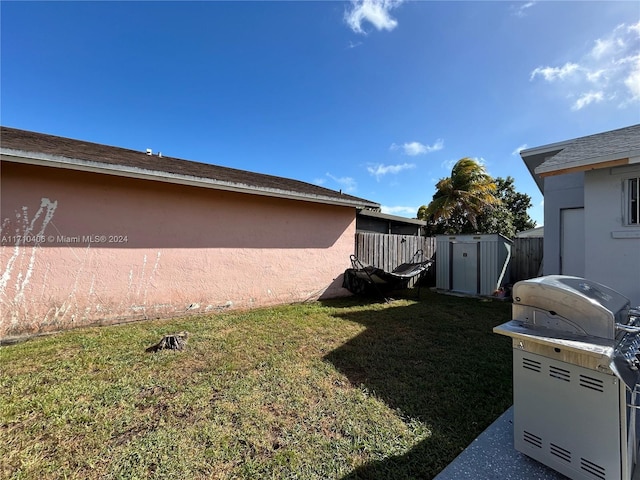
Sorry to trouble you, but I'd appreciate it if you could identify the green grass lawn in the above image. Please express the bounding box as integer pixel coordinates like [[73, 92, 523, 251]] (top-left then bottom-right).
[[1, 290, 513, 479]]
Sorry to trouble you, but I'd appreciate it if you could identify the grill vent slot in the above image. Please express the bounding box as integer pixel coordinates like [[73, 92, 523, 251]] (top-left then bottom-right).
[[523, 431, 542, 449], [550, 443, 571, 463], [579, 374, 605, 393], [549, 365, 571, 382], [580, 457, 606, 479], [522, 357, 542, 373]]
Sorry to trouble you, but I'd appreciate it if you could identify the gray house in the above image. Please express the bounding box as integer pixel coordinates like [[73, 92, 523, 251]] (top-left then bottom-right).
[[521, 124, 640, 305]]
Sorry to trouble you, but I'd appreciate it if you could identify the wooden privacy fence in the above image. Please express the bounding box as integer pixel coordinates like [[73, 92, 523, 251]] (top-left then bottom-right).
[[354, 233, 437, 286], [354, 233, 543, 288], [510, 237, 544, 283], [354, 232, 436, 271]]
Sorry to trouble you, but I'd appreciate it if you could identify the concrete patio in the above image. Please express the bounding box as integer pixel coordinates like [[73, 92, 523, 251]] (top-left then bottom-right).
[[434, 406, 567, 480]]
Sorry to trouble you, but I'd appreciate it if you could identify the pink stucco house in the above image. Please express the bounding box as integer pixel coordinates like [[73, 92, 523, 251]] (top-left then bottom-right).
[[0, 126, 379, 341]]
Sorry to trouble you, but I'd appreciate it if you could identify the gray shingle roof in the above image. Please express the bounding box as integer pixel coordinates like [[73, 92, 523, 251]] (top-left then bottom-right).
[[535, 124, 640, 176], [1, 126, 379, 209]]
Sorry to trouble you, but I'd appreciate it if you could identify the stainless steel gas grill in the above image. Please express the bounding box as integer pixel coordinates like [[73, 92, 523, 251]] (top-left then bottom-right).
[[494, 275, 640, 480]]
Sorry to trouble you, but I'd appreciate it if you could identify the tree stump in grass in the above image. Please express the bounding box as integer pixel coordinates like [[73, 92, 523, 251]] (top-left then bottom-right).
[[146, 332, 189, 352]]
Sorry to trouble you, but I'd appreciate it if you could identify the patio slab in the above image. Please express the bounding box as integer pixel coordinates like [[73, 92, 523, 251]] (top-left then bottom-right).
[[434, 406, 568, 480]]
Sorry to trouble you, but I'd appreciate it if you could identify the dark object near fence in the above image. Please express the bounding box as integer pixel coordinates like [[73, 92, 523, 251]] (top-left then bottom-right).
[[146, 331, 189, 352], [343, 249, 433, 302]]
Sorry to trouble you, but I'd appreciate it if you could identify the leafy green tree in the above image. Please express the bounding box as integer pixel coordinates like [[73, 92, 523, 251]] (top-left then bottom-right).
[[476, 203, 515, 238], [476, 177, 536, 236], [498, 176, 536, 233], [417, 158, 500, 235]]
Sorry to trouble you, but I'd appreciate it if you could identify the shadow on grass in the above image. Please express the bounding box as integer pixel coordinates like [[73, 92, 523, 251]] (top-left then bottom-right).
[[323, 291, 513, 479]]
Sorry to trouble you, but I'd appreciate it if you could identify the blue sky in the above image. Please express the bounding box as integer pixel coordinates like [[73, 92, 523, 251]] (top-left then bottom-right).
[[2, 1, 639, 226]]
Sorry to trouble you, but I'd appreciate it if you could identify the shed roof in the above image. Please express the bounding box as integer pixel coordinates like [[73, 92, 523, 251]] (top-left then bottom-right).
[[0, 126, 380, 209], [531, 124, 640, 177]]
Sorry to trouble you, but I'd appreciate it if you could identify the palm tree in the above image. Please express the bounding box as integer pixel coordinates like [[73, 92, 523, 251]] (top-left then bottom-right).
[[418, 158, 500, 234]]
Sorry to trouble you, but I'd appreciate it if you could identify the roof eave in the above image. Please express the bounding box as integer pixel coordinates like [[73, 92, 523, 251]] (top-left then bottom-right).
[[535, 150, 640, 177], [519, 140, 572, 158], [1, 149, 380, 210], [519, 145, 569, 194]]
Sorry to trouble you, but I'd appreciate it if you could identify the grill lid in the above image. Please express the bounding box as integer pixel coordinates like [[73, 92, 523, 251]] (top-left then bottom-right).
[[512, 275, 631, 340], [496, 276, 640, 389]]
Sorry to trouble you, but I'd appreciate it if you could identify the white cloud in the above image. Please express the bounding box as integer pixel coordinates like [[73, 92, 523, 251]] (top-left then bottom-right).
[[345, 0, 403, 35], [572, 91, 604, 111], [512, 2, 536, 18], [390, 139, 444, 156], [591, 37, 617, 60], [530, 62, 579, 82], [367, 162, 415, 180], [586, 69, 607, 83], [380, 205, 419, 217], [441, 158, 458, 171], [313, 177, 327, 186], [530, 20, 640, 110], [326, 173, 357, 193], [624, 55, 640, 101], [512, 144, 529, 156]]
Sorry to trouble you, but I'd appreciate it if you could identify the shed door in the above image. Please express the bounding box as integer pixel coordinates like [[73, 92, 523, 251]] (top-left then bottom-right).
[[560, 208, 585, 277], [451, 242, 479, 294]]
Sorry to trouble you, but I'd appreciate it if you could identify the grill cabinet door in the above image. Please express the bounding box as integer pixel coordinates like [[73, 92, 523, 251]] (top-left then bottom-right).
[[513, 349, 622, 480]]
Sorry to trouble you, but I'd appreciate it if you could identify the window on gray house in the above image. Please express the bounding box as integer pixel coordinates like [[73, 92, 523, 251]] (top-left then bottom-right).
[[630, 177, 639, 225]]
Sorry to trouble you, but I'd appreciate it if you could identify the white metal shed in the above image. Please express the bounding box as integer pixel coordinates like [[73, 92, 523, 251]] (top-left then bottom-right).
[[436, 234, 512, 296]]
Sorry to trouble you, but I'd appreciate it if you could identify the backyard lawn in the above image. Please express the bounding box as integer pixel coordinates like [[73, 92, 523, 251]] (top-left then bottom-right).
[[1, 290, 513, 479]]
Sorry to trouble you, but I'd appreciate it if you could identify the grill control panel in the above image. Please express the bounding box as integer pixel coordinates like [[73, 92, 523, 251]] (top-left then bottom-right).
[[613, 329, 640, 389]]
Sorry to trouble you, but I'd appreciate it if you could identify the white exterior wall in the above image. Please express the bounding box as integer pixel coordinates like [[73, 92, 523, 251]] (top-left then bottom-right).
[[542, 172, 585, 275], [584, 166, 640, 305]]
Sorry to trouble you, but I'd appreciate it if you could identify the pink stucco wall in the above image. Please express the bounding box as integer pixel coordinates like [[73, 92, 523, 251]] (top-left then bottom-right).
[[1, 162, 356, 340]]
